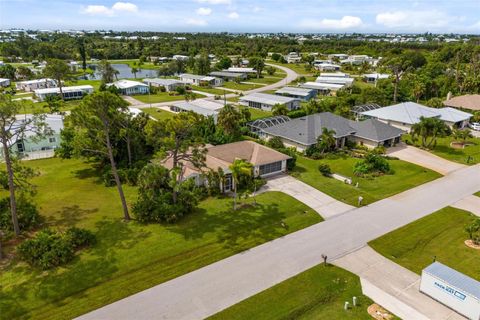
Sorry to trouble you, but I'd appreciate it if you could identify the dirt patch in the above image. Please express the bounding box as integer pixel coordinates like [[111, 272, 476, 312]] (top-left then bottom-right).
[[450, 142, 474, 149], [367, 303, 394, 320], [465, 239, 480, 249]]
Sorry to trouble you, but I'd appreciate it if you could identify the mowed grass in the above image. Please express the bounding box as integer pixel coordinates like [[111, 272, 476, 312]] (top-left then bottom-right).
[[245, 77, 283, 85], [221, 82, 265, 91], [141, 107, 176, 121], [240, 106, 272, 120], [404, 135, 480, 165], [292, 155, 441, 206], [369, 207, 480, 280], [191, 85, 231, 95], [267, 62, 312, 76], [131, 92, 203, 104], [16, 99, 82, 114], [0, 158, 322, 320], [209, 264, 376, 320]]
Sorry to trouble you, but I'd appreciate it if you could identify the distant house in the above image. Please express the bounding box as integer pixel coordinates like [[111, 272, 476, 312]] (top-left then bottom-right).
[[284, 52, 302, 64], [108, 80, 149, 95], [226, 67, 257, 74], [143, 78, 185, 92], [299, 82, 344, 94], [327, 53, 349, 60], [315, 73, 354, 86], [170, 99, 224, 123], [275, 87, 316, 101], [16, 78, 57, 92], [254, 112, 403, 152], [2, 114, 64, 160], [444, 94, 480, 112], [314, 63, 341, 72], [0, 78, 10, 87], [35, 85, 94, 101], [172, 55, 189, 61], [209, 71, 247, 81], [239, 93, 300, 111], [162, 141, 291, 190], [363, 73, 390, 83], [179, 73, 223, 87], [360, 102, 472, 131]]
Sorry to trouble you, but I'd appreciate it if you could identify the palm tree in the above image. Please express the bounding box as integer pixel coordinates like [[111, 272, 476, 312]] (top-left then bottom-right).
[[452, 128, 473, 146], [229, 159, 253, 211], [98, 60, 119, 83], [131, 67, 139, 79], [411, 116, 449, 149], [412, 81, 426, 103], [316, 128, 337, 154]]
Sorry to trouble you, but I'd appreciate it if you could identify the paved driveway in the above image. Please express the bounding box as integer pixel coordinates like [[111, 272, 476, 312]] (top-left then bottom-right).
[[263, 174, 354, 219], [452, 194, 480, 216], [387, 144, 465, 175], [334, 246, 466, 320], [77, 164, 480, 320]]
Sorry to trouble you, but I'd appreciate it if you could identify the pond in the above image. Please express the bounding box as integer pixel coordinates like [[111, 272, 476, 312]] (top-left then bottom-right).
[[79, 63, 158, 80]]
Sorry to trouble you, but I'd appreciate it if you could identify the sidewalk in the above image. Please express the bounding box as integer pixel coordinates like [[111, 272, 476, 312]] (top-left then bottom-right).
[[451, 194, 480, 216], [334, 246, 466, 320]]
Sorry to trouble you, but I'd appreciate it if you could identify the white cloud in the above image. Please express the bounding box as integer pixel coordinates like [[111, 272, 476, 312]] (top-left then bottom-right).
[[81, 2, 138, 16], [196, 7, 212, 16], [112, 2, 138, 13], [186, 18, 208, 26], [301, 16, 363, 30], [376, 10, 458, 30], [227, 12, 239, 19], [82, 5, 113, 16], [195, 0, 231, 4]]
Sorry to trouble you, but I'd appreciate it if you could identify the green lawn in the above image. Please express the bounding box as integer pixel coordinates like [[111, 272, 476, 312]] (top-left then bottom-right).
[[131, 92, 206, 104], [222, 82, 265, 91], [209, 264, 377, 320], [243, 107, 273, 120], [16, 99, 82, 114], [403, 135, 480, 165], [369, 207, 480, 280], [191, 85, 232, 96], [66, 79, 103, 91], [267, 62, 312, 76], [0, 158, 322, 320], [245, 77, 282, 85], [141, 107, 176, 121], [292, 155, 441, 206]]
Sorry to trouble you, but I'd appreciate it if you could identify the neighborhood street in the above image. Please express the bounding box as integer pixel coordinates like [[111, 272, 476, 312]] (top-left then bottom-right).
[[77, 163, 480, 320]]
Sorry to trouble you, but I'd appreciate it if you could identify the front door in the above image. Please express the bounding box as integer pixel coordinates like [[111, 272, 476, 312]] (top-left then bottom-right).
[[224, 175, 232, 192]]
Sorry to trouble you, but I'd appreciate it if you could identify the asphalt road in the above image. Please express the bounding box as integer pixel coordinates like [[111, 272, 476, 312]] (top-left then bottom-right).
[[77, 164, 480, 320]]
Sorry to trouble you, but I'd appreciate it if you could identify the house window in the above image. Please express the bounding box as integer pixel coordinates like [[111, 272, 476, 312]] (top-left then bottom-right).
[[259, 161, 282, 176], [49, 137, 56, 143]]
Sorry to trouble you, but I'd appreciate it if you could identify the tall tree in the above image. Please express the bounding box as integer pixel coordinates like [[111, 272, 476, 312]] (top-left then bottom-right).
[[69, 92, 131, 220], [217, 104, 243, 138], [316, 128, 337, 154], [131, 66, 138, 79], [77, 37, 87, 70], [194, 54, 211, 75], [272, 103, 289, 116], [43, 59, 73, 100], [411, 116, 449, 148], [147, 112, 206, 204], [0, 96, 50, 236], [229, 159, 253, 211], [0, 64, 16, 80], [97, 60, 119, 83], [248, 57, 265, 79]]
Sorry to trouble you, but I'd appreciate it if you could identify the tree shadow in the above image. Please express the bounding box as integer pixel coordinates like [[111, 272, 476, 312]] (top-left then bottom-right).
[[167, 201, 288, 251], [72, 166, 105, 185], [46, 205, 99, 226]]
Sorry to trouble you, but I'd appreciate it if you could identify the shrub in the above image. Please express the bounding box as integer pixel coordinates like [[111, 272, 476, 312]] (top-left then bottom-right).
[[17, 227, 94, 269], [353, 152, 393, 177], [267, 136, 285, 149], [318, 163, 332, 176], [287, 109, 306, 119], [0, 196, 41, 234], [176, 86, 186, 95], [465, 218, 480, 245]]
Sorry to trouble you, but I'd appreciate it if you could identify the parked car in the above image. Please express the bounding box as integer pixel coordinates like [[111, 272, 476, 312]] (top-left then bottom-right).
[[469, 122, 480, 131]]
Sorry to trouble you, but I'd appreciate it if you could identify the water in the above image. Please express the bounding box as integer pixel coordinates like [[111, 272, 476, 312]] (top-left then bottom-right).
[[79, 63, 158, 80]]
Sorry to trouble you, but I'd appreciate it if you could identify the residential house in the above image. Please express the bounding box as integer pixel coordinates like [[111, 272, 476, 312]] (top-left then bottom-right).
[[284, 52, 302, 64], [327, 53, 349, 60], [179, 73, 223, 87], [170, 99, 224, 123], [363, 73, 390, 83], [315, 72, 354, 86], [209, 71, 247, 82], [226, 67, 257, 74], [108, 80, 149, 95], [172, 55, 189, 61], [299, 82, 344, 95], [34, 85, 94, 101], [162, 141, 291, 191], [314, 63, 341, 72], [275, 87, 316, 101], [3, 114, 64, 160], [443, 94, 480, 111], [0, 78, 10, 87], [360, 102, 472, 131], [143, 78, 185, 92], [239, 93, 300, 111], [252, 112, 403, 152], [16, 78, 57, 92]]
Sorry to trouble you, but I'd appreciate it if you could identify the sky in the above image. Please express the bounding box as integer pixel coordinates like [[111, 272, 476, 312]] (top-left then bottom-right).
[[1, 0, 479, 34]]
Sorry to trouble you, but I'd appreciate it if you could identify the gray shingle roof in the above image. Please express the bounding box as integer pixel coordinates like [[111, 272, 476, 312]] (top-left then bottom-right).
[[262, 112, 356, 146], [349, 119, 405, 142], [423, 262, 480, 300]]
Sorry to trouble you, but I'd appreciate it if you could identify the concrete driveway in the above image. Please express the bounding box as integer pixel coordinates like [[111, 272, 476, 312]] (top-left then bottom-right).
[[452, 194, 480, 216], [77, 164, 480, 320], [262, 174, 354, 219], [387, 144, 465, 175], [334, 246, 466, 320]]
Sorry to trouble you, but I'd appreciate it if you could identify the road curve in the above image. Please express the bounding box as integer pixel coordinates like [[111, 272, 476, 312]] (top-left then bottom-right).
[[77, 164, 480, 320]]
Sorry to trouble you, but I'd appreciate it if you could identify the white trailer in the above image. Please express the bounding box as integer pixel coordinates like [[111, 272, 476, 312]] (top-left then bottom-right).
[[420, 262, 480, 320]]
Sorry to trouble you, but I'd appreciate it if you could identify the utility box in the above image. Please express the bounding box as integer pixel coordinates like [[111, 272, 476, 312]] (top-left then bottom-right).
[[420, 262, 480, 320]]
